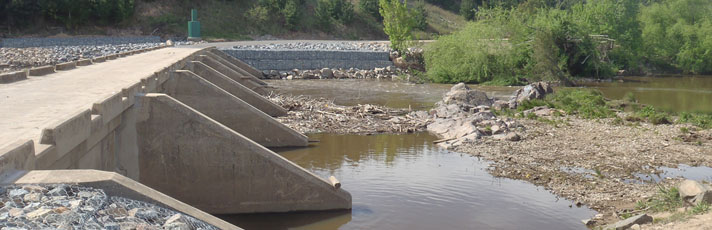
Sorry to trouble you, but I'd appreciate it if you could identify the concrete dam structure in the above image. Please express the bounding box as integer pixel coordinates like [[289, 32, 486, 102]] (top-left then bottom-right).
[[0, 46, 351, 228]]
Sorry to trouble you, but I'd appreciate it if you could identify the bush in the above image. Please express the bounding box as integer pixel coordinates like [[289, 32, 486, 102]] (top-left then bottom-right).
[[412, 0, 428, 31], [315, 0, 355, 26], [359, 0, 381, 20], [281, 0, 300, 29], [246, 6, 270, 25], [459, 0, 476, 21], [379, 0, 415, 53]]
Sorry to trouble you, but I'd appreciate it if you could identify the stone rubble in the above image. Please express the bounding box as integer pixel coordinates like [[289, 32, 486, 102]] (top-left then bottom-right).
[[262, 66, 403, 80], [424, 83, 530, 149], [0, 184, 217, 230], [232, 41, 390, 52]]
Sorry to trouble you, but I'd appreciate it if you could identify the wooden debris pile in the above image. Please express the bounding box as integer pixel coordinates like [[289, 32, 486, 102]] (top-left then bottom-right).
[[268, 94, 428, 134]]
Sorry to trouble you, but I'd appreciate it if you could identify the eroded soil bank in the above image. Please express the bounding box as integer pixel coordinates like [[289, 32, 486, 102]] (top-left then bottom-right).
[[268, 82, 712, 228]]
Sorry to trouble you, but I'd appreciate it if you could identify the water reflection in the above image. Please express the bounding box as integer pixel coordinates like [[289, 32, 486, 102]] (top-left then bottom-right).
[[581, 75, 712, 113], [225, 133, 596, 230]]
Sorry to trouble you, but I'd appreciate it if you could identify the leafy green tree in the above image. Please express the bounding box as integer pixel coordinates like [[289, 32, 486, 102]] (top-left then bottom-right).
[[379, 0, 415, 52]]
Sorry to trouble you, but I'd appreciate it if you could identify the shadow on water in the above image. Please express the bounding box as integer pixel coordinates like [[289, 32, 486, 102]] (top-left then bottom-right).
[[224, 133, 596, 230]]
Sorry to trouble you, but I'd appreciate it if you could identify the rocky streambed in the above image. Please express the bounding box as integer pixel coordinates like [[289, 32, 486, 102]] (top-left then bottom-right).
[[0, 184, 216, 230]]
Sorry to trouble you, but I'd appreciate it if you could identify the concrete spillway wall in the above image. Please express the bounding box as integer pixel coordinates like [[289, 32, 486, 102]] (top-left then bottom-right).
[[0, 47, 351, 227], [221, 49, 394, 71]]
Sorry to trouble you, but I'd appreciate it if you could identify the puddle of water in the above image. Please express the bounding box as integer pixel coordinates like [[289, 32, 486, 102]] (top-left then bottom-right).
[[580, 75, 712, 113], [221, 133, 596, 230], [629, 164, 712, 184], [267, 79, 517, 110]]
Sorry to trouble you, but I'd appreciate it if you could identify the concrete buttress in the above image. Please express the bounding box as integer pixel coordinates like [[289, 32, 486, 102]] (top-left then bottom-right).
[[186, 61, 287, 117], [135, 94, 352, 214], [161, 70, 307, 147]]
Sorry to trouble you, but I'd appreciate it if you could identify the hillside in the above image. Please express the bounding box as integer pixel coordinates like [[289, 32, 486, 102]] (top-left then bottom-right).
[[0, 0, 466, 40]]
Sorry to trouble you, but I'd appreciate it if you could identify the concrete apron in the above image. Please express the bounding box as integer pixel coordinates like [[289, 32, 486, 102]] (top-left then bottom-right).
[[0, 48, 350, 219]]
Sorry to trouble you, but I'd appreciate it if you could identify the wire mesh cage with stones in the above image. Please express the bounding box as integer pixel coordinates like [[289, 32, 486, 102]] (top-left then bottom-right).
[[0, 184, 219, 230]]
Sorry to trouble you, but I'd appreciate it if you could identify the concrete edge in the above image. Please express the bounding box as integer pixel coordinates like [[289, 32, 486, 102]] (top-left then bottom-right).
[[55, 61, 77, 71], [5, 170, 241, 230], [0, 140, 36, 182], [0, 70, 28, 84], [39, 109, 91, 158], [77, 59, 92, 66], [29, 65, 55, 76], [91, 92, 127, 126]]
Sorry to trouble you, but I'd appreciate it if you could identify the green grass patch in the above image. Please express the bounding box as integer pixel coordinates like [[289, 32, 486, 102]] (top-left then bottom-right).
[[678, 112, 712, 129], [635, 186, 683, 213], [634, 106, 672, 125]]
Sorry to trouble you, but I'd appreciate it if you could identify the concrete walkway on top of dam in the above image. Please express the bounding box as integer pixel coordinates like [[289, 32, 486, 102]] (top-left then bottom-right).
[[0, 47, 202, 150]]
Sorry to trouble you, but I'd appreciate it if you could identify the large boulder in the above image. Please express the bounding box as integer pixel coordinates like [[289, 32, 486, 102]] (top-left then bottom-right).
[[508, 82, 553, 109], [679, 180, 712, 205], [608, 214, 653, 230], [437, 83, 493, 109]]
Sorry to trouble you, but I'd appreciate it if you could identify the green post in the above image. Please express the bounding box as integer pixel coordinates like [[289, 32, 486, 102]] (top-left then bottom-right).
[[188, 9, 201, 41]]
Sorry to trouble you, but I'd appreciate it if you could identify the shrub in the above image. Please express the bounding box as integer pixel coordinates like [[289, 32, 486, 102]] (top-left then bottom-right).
[[379, 0, 415, 53], [246, 6, 270, 24], [315, 0, 355, 25], [412, 0, 428, 31], [459, 0, 476, 21], [359, 0, 382, 20], [281, 0, 300, 29]]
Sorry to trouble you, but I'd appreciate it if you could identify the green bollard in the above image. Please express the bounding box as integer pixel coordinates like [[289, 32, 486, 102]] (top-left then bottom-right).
[[188, 9, 201, 41]]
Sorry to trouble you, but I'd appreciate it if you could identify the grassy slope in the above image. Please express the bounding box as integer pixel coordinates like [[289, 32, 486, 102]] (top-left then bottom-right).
[[132, 0, 464, 40]]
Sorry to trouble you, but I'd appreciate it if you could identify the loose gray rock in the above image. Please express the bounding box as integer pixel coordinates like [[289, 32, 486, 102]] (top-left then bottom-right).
[[609, 214, 653, 230]]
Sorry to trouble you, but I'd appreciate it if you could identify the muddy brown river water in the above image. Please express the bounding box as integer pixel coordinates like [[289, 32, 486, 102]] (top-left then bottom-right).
[[223, 133, 596, 229], [222, 75, 711, 229]]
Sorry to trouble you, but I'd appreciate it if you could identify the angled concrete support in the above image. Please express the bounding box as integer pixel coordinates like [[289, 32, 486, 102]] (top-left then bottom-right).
[[196, 54, 268, 95], [6, 170, 240, 229], [186, 61, 286, 117], [161, 70, 307, 147], [135, 94, 351, 214], [203, 51, 267, 86], [208, 49, 267, 85]]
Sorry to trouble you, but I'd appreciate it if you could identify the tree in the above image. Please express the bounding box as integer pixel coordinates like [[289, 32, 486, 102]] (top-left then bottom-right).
[[379, 0, 415, 52]]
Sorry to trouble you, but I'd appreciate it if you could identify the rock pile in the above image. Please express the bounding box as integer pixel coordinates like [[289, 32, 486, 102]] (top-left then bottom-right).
[[0, 184, 216, 230], [424, 83, 524, 148], [506, 82, 554, 109], [233, 42, 390, 52], [262, 66, 401, 80], [0, 43, 162, 74]]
